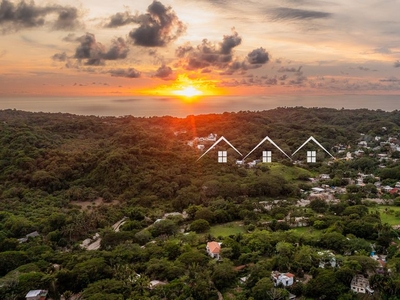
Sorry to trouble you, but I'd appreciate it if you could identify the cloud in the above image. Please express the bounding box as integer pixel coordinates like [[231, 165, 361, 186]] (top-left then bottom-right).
[[62, 33, 77, 42], [265, 77, 278, 85], [104, 10, 136, 28], [52, 6, 82, 30], [358, 66, 370, 71], [175, 29, 270, 76], [52, 52, 68, 62], [247, 48, 269, 64], [379, 76, 399, 82], [269, 7, 332, 21], [394, 60, 400, 68], [74, 33, 129, 66], [220, 30, 242, 55], [279, 74, 287, 81], [0, 0, 83, 34], [0, 49, 7, 58], [128, 0, 186, 47], [176, 30, 243, 71], [278, 66, 302, 72], [154, 64, 173, 79], [109, 68, 141, 78]]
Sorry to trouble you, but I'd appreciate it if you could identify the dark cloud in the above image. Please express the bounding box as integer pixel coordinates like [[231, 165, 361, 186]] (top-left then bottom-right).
[[52, 6, 82, 30], [154, 64, 173, 79], [379, 77, 399, 82], [265, 77, 278, 85], [269, 7, 331, 21], [394, 60, 400, 68], [52, 52, 68, 62], [62, 33, 77, 42], [176, 30, 247, 72], [278, 66, 302, 72], [220, 30, 242, 55], [247, 47, 269, 64], [0, 0, 83, 34], [176, 43, 193, 58], [279, 74, 287, 80], [104, 10, 136, 28], [74, 33, 129, 66], [109, 68, 141, 78], [128, 0, 186, 47], [103, 38, 129, 60]]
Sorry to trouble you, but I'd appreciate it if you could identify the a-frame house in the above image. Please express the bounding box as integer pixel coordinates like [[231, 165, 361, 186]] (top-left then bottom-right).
[[197, 136, 242, 163], [292, 136, 335, 163], [243, 136, 292, 163]]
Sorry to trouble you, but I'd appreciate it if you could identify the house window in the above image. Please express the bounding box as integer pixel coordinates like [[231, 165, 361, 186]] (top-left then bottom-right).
[[307, 151, 316, 163], [218, 151, 227, 163], [262, 151, 272, 163]]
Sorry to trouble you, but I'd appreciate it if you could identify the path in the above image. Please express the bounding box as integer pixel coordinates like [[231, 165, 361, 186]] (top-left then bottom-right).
[[81, 217, 127, 250]]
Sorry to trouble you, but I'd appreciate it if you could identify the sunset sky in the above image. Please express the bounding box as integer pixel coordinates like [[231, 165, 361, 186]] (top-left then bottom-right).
[[1, 0, 400, 99]]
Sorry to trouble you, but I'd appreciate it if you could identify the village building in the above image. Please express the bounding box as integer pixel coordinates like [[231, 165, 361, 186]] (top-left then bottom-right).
[[25, 290, 48, 300], [318, 250, 337, 268], [206, 241, 221, 260], [291, 136, 335, 163], [271, 271, 294, 287], [350, 275, 374, 294]]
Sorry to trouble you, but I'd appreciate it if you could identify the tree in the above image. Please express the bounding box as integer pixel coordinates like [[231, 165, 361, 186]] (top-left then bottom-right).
[[251, 277, 274, 300], [150, 219, 179, 237], [310, 198, 328, 213], [190, 219, 210, 233], [211, 260, 236, 290]]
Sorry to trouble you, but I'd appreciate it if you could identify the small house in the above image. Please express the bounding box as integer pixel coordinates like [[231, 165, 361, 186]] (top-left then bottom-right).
[[206, 241, 221, 260], [350, 275, 374, 294], [25, 290, 48, 300], [271, 271, 294, 287]]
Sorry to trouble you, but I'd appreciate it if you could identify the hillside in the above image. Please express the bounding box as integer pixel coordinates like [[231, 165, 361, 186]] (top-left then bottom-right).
[[1, 107, 400, 299]]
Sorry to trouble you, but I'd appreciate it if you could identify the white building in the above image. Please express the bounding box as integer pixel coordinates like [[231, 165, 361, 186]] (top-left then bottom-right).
[[271, 271, 294, 287], [350, 275, 374, 294]]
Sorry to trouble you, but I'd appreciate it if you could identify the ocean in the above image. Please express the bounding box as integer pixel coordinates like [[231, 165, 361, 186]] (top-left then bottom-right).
[[0, 94, 399, 117]]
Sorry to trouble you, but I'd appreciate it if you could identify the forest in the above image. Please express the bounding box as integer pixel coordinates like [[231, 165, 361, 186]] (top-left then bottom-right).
[[1, 107, 400, 300]]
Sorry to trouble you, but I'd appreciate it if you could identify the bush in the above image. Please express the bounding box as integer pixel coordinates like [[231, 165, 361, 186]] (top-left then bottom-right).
[[190, 219, 210, 233]]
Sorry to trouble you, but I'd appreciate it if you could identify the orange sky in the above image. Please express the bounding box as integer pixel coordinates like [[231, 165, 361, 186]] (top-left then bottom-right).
[[0, 0, 400, 100]]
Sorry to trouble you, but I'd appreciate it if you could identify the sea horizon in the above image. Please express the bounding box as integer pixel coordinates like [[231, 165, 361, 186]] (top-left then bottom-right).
[[0, 94, 399, 118]]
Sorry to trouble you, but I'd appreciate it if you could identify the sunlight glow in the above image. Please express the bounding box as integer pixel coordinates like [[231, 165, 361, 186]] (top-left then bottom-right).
[[141, 74, 227, 100], [172, 85, 203, 97]]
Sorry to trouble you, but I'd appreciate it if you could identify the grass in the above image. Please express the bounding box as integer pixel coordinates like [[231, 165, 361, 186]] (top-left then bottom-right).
[[289, 226, 323, 237], [369, 205, 400, 225], [268, 163, 314, 181], [209, 221, 246, 237]]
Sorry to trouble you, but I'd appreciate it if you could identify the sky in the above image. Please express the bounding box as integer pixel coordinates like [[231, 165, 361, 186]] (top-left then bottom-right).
[[0, 0, 400, 100]]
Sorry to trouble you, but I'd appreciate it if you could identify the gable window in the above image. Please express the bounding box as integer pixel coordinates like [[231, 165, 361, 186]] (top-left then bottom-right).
[[262, 151, 272, 163], [218, 151, 227, 163], [307, 151, 316, 163]]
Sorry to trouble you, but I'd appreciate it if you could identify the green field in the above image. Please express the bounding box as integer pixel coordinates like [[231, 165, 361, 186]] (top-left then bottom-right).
[[289, 227, 323, 237], [209, 222, 246, 237], [268, 163, 314, 181], [369, 206, 400, 225]]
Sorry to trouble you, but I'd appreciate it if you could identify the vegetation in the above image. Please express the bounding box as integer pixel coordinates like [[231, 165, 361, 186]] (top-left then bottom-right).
[[1, 107, 400, 299]]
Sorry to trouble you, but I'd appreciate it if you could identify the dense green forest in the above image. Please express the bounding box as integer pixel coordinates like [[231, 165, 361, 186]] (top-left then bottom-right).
[[1, 107, 400, 299]]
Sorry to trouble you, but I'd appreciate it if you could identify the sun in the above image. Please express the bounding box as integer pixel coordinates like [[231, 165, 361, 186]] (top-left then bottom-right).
[[138, 73, 228, 100], [172, 85, 203, 98]]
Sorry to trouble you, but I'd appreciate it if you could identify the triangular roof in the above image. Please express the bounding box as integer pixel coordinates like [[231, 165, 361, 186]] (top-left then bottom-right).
[[197, 136, 242, 161], [292, 136, 335, 159], [207, 241, 221, 254], [243, 136, 291, 161]]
